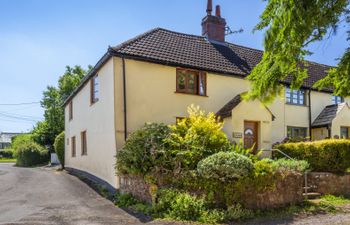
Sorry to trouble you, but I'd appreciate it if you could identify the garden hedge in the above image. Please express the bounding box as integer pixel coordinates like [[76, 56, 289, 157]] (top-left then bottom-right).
[[54, 131, 65, 168], [0, 149, 14, 158], [276, 139, 350, 172], [14, 141, 49, 167]]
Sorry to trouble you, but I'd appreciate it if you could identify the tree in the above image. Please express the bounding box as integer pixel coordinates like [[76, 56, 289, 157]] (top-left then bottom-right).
[[33, 65, 91, 147], [245, 0, 349, 103]]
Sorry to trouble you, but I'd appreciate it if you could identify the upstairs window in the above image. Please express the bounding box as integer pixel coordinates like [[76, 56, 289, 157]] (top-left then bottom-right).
[[332, 96, 344, 104], [286, 88, 305, 105], [90, 75, 99, 104], [176, 68, 206, 96], [69, 101, 73, 121]]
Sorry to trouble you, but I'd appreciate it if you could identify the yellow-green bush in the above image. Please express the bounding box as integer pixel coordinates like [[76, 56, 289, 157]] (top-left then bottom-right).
[[276, 139, 350, 172], [54, 131, 65, 168], [14, 141, 49, 167]]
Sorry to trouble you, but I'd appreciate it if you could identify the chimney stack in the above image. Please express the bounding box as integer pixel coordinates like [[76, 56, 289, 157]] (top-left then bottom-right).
[[201, 1, 227, 42]]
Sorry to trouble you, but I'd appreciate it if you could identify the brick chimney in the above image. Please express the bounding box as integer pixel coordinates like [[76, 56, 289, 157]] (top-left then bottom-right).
[[201, 0, 227, 42]]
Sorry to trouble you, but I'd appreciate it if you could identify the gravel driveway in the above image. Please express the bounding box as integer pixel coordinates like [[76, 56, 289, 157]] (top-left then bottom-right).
[[1, 163, 350, 225]]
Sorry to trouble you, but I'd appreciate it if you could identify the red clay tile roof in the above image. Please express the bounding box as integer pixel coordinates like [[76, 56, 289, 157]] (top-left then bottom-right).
[[64, 27, 333, 105], [110, 28, 332, 90]]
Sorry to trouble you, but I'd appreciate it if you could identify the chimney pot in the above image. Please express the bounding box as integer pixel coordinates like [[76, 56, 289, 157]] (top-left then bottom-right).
[[215, 5, 221, 17], [207, 0, 213, 15]]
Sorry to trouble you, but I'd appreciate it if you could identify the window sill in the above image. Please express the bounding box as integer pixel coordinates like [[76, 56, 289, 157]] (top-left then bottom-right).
[[285, 103, 308, 107], [174, 91, 208, 97]]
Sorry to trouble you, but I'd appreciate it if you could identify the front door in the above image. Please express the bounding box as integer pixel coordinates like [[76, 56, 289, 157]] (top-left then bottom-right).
[[244, 121, 258, 151]]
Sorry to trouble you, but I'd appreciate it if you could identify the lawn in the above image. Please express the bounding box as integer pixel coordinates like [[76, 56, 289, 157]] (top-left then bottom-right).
[[0, 158, 16, 163]]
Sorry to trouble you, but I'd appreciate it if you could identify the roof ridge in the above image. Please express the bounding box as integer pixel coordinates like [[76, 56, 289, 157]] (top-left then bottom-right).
[[112, 27, 334, 69]]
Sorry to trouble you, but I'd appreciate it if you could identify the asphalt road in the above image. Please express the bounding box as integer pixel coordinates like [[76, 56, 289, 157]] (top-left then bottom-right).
[[0, 163, 181, 225]]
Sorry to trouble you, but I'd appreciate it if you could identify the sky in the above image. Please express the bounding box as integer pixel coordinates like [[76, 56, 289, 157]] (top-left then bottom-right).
[[0, 0, 348, 132]]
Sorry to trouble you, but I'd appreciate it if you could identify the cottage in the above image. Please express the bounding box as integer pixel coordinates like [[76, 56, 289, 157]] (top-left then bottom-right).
[[64, 1, 350, 188]]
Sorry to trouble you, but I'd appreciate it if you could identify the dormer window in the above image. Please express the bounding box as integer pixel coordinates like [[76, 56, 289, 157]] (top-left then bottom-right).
[[176, 68, 207, 96], [332, 96, 343, 104], [286, 88, 305, 105]]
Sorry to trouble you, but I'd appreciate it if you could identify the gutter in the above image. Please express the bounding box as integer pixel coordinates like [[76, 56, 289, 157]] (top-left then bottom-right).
[[122, 57, 128, 141], [308, 89, 312, 139]]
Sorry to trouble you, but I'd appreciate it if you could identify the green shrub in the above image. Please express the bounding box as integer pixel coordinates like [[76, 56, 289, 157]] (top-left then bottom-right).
[[229, 140, 261, 162], [53, 131, 65, 168], [276, 139, 350, 172], [268, 158, 309, 172], [165, 105, 230, 170], [11, 134, 33, 150], [0, 149, 14, 158], [197, 152, 253, 181], [14, 141, 49, 167], [155, 189, 213, 222], [114, 192, 138, 207], [224, 204, 254, 221], [116, 123, 171, 176]]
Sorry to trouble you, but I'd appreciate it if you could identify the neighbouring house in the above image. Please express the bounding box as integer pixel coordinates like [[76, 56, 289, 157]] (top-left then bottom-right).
[[63, 1, 350, 188], [0, 132, 22, 149]]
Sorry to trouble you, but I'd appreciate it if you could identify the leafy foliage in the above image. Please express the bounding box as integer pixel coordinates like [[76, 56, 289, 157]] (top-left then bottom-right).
[[197, 152, 253, 181], [276, 139, 350, 172], [54, 131, 65, 168], [268, 158, 309, 173], [245, 0, 349, 103], [229, 140, 261, 162], [0, 149, 14, 158], [154, 189, 224, 224], [14, 141, 49, 167], [11, 134, 33, 150], [165, 105, 230, 171], [33, 65, 90, 147], [116, 123, 171, 176]]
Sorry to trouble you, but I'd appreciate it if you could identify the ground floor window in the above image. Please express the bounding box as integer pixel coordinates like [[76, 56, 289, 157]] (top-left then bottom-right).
[[71, 136, 76, 157], [287, 126, 307, 139], [341, 127, 349, 139]]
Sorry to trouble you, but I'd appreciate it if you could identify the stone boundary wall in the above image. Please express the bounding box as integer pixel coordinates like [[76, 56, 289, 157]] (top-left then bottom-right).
[[240, 172, 304, 209], [120, 172, 305, 209], [119, 175, 152, 203], [308, 172, 350, 196]]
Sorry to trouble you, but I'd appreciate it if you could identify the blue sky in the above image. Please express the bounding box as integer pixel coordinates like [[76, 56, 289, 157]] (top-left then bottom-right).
[[0, 0, 348, 132]]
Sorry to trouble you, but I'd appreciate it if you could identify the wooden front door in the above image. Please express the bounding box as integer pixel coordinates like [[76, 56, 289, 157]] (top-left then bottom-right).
[[244, 121, 258, 151]]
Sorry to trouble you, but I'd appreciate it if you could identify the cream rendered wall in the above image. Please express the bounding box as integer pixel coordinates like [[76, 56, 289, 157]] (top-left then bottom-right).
[[269, 90, 309, 143], [222, 117, 234, 141], [230, 100, 272, 150], [113, 58, 343, 149], [65, 59, 117, 188], [312, 127, 329, 140], [310, 91, 333, 122], [116, 58, 250, 140], [332, 105, 350, 138]]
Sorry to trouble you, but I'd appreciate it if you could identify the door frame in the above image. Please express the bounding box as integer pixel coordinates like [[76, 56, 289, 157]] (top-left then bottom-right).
[[243, 120, 259, 151]]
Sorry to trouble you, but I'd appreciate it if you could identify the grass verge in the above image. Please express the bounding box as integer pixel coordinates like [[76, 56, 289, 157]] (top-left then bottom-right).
[[0, 158, 16, 163]]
